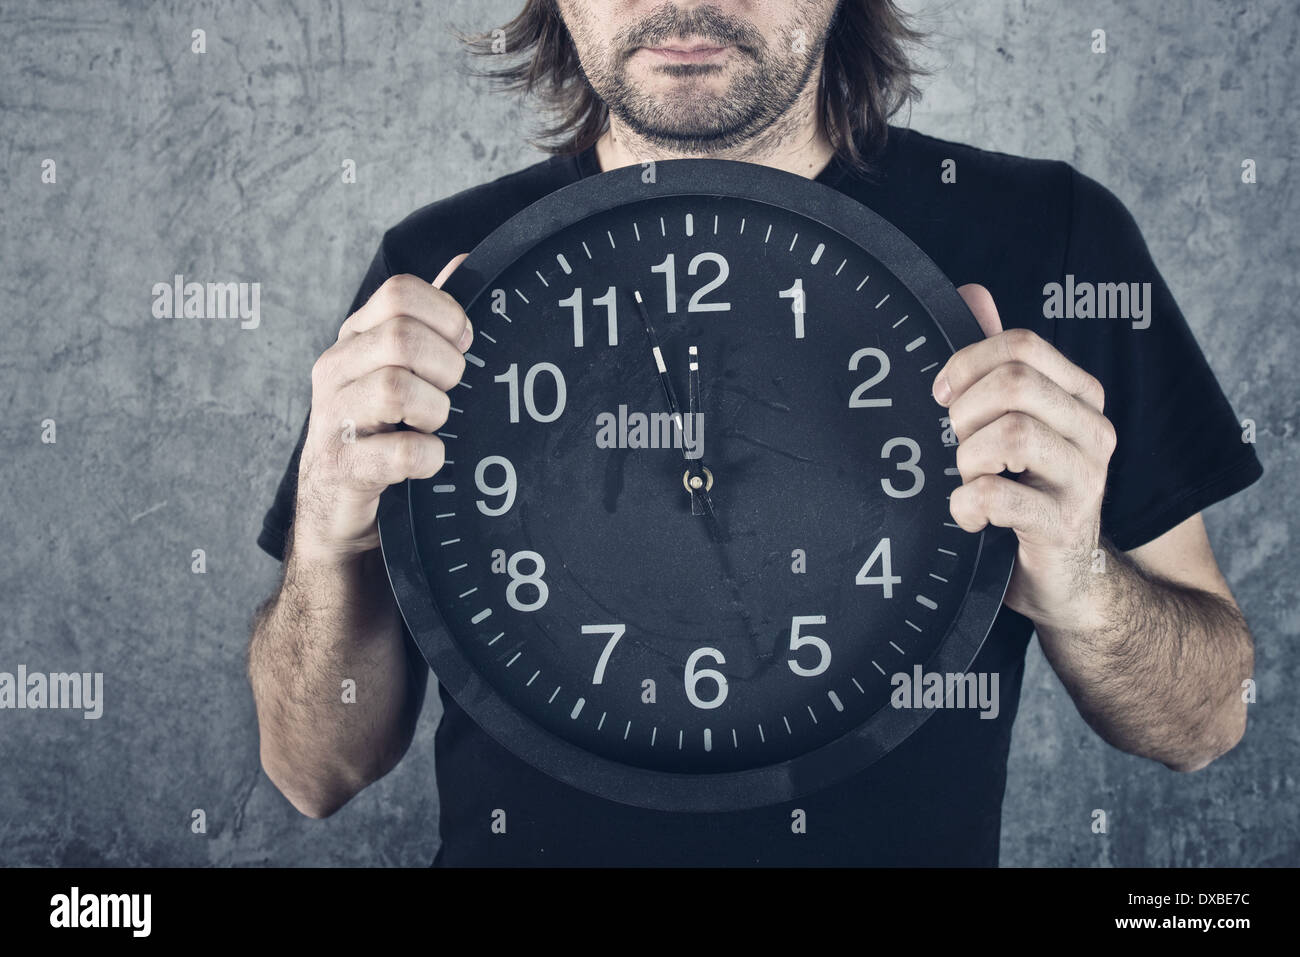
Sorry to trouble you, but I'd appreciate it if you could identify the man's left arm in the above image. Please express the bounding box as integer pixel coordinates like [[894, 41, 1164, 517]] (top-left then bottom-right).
[[935, 285, 1253, 772]]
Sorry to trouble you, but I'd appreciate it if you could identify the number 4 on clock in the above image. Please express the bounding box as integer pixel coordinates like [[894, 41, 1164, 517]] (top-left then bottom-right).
[[855, 538, 901, 597]]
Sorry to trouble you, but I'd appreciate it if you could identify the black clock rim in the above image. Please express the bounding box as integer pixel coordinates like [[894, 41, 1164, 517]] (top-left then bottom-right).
[[378, 157, 1017, 813]]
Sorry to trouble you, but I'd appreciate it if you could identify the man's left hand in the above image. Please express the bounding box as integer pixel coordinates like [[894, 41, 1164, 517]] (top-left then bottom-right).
[[932, 284, 1119, 630]]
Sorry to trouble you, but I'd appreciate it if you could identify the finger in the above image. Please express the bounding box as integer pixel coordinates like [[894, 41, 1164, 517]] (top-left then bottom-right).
[[955, 411, 1085, 491], [957, 283, 1003, 338], [325, 315, 468, 391], [947, 360, 1116, 454], [334, 366, 451, 435], [338, 271, 472, 350], [433, 254, 474, 351], [949, 473, 1058, 540], [433, 252, 469, 289], [346, 431, 447, 488], [933, 327, 1105, 414]]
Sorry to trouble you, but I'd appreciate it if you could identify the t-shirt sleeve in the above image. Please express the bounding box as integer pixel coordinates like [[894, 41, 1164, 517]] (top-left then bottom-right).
[[1051, 167, 1263, 552], [256, 239, 394, 562]]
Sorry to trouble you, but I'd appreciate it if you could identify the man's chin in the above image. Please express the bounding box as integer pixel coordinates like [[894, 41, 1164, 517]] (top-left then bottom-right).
[[615, 119, 765, 153]]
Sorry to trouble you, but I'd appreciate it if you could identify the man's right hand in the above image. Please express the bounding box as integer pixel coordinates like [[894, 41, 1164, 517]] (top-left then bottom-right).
[[292, 255, 472, 561]]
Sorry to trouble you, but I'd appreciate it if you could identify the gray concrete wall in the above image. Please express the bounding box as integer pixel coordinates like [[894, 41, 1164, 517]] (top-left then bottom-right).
[[1, 0, 1294, 866]]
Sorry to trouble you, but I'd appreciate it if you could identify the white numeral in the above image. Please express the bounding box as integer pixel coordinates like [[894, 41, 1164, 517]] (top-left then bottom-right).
[[505, 550, 548, 612], [582, 624, 625, 685], [651, 252, 731, 313], [787, 615, 831, 677], [684, 647, 728, 709], [494, 362, 567, 423], [880, 437, 924, 498], [559, 286, 618, 348], [848, 347, 891, 408], [473, 455, 516, 516], [779, 279, 806, 338], [855, 538, 901, 597]]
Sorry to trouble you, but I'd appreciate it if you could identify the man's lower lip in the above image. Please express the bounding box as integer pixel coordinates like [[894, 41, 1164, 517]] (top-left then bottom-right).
[[642, 46, 731, 64]]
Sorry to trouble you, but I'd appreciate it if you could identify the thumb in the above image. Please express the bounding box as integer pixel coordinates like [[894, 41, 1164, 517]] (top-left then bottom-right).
[[432, 252, 469, 289], [957, 283, 1003, 339]]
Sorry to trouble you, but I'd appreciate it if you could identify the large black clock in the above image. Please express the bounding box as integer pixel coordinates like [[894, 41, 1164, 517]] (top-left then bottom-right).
[[378, 158, 1015, 813]]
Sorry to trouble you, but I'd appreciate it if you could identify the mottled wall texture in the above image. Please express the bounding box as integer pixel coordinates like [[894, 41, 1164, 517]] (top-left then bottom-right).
[[1, 0, 1295, 866]]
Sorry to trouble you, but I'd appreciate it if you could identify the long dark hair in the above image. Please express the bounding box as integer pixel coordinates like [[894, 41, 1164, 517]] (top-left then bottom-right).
[[460, 0, 925, 173]]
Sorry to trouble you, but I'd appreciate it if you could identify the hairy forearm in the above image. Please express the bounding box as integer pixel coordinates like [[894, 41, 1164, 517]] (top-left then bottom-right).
[[247, 533, 425, 816], [1033, 540, 1253, 772]]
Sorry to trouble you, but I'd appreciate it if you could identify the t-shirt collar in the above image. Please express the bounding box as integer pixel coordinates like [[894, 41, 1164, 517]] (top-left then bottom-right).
[[570, 141, 853, 188]]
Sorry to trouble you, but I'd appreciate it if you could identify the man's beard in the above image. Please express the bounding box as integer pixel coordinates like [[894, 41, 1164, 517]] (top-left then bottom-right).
[[583, 4, 824, 153]]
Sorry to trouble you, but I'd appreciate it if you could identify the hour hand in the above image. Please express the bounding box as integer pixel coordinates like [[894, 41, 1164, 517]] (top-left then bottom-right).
[[632, 290, 726, 534], [683, 345, 724, 531], [686, 344, 706, 517]]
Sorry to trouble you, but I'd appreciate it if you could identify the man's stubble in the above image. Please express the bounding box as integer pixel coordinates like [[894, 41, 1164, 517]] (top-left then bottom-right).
[[565, 2, 834, 157]]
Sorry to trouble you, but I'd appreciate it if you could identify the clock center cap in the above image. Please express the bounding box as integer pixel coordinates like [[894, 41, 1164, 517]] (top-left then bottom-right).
[[683, 467, 714, 493]]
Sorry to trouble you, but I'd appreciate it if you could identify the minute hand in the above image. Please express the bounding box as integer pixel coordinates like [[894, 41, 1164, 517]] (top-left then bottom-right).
[[633, 290, 685, 425]]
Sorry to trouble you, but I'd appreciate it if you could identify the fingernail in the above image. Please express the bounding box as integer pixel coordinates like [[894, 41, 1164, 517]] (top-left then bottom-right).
[[457, 318, 473, 352], [932, 373, 952, 405]]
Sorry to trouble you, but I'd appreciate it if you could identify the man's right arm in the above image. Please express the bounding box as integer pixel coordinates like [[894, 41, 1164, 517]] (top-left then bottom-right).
[[248, 542, 423, 818], [247, 258, 471, 818]]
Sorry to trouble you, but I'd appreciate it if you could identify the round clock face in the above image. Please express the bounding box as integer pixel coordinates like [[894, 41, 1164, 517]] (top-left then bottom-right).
[[379, 158, 1015, 812]]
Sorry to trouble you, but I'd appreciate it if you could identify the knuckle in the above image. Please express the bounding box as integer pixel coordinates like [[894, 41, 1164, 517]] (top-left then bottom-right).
[[382, 316, 423, 359], [1089, 465, 1110, 506], [1000, 326, 1038, 361], [1097, 415, 1118, 456], [437, 344, 467, 385], [395, 434, 443, 478], [379, 364, 408, 398], [1000, 361, 1036, 403], [310, 349, 336, 390], [392, 434, 422, 474], [380, 273, 423, 311], [377, 366, 410, 418], [955, 440, 976, 480], [942, 354, 967, 389], [963, 475, 996, 516], [1085, 373, 1106, 411], [1004, 326, 1039, 350], [431, 389, 452, 429], [1002, 411, 1034, 446], [424, 436, 447, 476], [949, 489, 972, 523], [946, 410, 969, 441], [972, 474, 998, 506]]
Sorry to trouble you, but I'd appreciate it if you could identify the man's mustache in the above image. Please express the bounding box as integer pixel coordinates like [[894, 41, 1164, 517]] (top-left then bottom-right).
[[617, 4, 765, 58]]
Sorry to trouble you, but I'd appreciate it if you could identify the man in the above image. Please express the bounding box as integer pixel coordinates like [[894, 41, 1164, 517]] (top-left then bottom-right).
[[248, 0, 1262, 866]]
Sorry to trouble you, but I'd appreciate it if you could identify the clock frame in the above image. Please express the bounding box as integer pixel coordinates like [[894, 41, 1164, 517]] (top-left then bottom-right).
[[378, 158, 1016, 812]]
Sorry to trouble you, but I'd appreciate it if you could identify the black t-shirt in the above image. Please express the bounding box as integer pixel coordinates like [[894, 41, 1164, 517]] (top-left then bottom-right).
[[256, 127, 1262, 866]]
